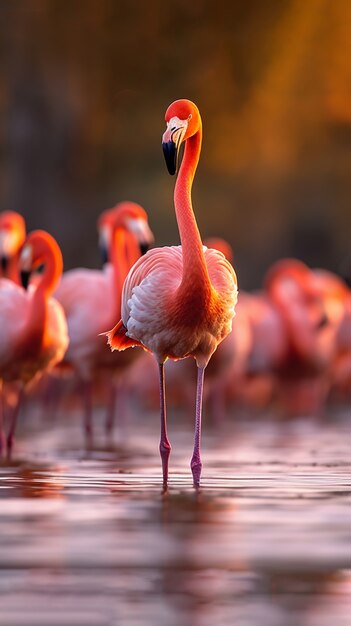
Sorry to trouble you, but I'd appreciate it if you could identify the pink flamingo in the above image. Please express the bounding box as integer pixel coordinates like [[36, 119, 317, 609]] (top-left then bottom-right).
[[106, 100, 238, 487], [311, 269, 351, 399], [264, 259, 333, 416], [0, 211, 26, 284], [55, 201, 154, 444], [0, 230, 69, 456]]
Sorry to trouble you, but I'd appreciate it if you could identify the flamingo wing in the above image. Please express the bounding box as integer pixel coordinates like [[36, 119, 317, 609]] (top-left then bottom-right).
[[107, 246, 183, 353], [107, 245, 238, 365]]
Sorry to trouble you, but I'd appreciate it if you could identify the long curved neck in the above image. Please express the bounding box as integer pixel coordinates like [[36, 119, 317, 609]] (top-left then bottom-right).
[[110, 228, 139, 317], [175, 126, 210, 289], [4, 253, 21, 284], [22, 247, 62, 353]]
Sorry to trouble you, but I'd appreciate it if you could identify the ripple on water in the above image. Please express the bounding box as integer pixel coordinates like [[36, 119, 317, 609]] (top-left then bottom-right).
[[1, 416, 351, 625]]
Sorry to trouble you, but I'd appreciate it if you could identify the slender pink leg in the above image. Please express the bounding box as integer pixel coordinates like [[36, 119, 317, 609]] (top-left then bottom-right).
[[158, 362, 171, 488], [6, 387, 24, 459], [191, 366, 205, 487], [105, 381, 118, 438], [0, 385, 5, 458], [81, 380, 93, 448], [209, 385, 226, 426]]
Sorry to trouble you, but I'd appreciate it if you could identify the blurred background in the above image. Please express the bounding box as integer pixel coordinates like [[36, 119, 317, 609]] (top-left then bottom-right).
[[0, 0, 350, 288]]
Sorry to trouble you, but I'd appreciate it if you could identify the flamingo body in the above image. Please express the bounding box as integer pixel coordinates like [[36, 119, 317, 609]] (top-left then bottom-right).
[[112, 245, 236, 367], [55, 265, 117, 376], [54, 202, 154, 443], [0, 230, 69, 455], [0, 280, 68, 385]]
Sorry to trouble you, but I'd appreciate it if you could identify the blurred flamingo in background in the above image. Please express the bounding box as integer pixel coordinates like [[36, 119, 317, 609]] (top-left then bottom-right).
[[0, 230, 68, 457], [55, 201, 154, 445], [311, 269, 351, 400], [0, 211, 26, 284], [264, 259, 333, 416], [106, 99, 238, 488]]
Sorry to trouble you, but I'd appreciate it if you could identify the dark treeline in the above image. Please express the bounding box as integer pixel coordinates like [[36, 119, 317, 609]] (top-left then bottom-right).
[[0, 0, 350, 287]]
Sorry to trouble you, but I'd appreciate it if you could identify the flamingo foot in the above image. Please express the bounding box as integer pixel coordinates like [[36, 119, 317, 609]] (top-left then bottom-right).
[[159, 440, 171, 488], [191, 456, 202, 488]]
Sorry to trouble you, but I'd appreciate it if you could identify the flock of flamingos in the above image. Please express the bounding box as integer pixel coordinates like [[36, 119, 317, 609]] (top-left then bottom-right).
[[0, 99, 351, 488]]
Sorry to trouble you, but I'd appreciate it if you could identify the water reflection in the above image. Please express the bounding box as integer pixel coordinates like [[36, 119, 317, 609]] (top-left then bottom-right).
[[0, 417, 351, 625]]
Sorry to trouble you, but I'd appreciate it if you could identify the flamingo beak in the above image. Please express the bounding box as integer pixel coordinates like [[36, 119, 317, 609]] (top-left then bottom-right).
[[126, 218, 154, 255], [20, 270, 31, 290], [99, 243, 109, 265], [19, 243, 33, 289], [139, 242, 150, 255], [316, 312, 329, 330], [162, 140, 177, 175], [0, 231, 15, 270], [98, 226, 111, 266], [162, 118, 188, 175]]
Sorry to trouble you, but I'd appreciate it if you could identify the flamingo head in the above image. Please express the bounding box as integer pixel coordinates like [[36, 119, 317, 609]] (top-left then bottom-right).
[[0, 211, 26, 272], [162, 99, 201, 175], [98, 201, 154, 263], [204, 237, 234, 263], [19, 230, 63, 292], [265, 259, 329, 331]]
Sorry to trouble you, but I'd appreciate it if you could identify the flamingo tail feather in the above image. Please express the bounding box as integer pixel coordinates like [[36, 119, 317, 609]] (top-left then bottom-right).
[[104, 319, 145, 352]]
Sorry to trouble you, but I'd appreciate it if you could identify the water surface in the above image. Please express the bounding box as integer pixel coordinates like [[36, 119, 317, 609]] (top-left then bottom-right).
[[1, 409, 351, 625]]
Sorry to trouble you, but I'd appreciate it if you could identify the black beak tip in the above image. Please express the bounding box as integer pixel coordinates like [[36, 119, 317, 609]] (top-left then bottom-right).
[[139, 242, 150, 256], [162, 141, 177, 175], [317, 313, 329, 330], [1, 256, 8, 272], [99, 244, 109, 266], [20, 270, 30, 290]]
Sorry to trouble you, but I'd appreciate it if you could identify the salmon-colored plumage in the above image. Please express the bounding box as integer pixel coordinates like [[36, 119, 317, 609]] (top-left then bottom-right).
[[55, 202, 154, 443], [107, 100, 238, 487], [0, 230, 69, 456]]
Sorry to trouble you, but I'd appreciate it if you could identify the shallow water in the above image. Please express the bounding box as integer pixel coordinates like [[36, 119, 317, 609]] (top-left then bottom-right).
[[1, 408, 351, 626]]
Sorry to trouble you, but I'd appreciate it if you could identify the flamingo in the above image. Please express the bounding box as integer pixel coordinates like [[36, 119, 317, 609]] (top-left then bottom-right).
[[0, 230, 68, 456], [106, 99, 238, 487], [0, 211, 26, 284], [311, 269, 351, 400], [264, 259, 333, 416], [55, 201, 154, 444]]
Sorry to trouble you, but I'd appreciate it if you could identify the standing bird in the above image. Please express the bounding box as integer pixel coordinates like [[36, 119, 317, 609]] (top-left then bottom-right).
[[55, 202, 154, 444], [106, 100, 238, 487], [0, 211, 26, 284], [0, 230, 68, 456], [264, 259, 333, 416]]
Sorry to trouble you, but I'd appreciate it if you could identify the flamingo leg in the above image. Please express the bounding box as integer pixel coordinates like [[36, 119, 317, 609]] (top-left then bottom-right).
[[6, 387, 24, 459], [158, 362, 171, 488], [81, 380, 93, 448], [105, 381, 118, 438], [191, 366, 205, 487], [0, 384, 5, 458], [105, 381, 129, 445]]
